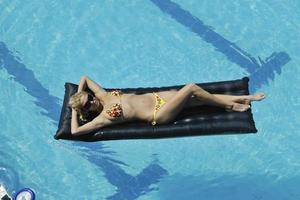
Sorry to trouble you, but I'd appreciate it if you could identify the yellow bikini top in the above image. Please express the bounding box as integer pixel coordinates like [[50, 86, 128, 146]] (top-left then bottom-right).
[[106, 90, 123, 118]]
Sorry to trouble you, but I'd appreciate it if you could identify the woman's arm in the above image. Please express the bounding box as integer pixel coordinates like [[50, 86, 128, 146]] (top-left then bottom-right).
[[71, 109, 80, 133], [77, 75, 106, 95], [71, 109, 109, 136], [77, 76, 87, 92]]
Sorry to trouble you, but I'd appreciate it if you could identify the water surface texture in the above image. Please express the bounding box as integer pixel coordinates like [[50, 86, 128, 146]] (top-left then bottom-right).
[[0, 0, 299, 199]]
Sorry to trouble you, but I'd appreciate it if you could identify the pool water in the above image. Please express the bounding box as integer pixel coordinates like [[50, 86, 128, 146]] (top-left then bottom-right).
[[0, 0, 299, 199]]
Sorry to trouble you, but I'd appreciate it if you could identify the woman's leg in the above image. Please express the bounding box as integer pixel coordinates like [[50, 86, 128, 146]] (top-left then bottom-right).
[[213, 93, 265, 104], [183, 93, 266, 108], [154, 84, 250, 124], [213, 94, 250, 104], [156, 90, 265, 108]]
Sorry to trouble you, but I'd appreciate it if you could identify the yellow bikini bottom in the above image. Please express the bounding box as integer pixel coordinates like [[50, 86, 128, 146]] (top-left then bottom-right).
[[151, 92, 167, 126]]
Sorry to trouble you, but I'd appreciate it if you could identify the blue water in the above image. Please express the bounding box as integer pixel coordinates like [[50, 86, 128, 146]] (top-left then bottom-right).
[[1, 0, 299, 199]]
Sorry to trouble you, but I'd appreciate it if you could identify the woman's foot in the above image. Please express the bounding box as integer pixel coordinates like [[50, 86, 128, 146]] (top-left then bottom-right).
[[250, 92, 266, 101], [225, 103, 251, 112], [236, 93, 266, 104]]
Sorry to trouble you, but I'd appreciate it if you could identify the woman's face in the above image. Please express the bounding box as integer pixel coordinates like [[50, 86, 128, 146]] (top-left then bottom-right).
[[81, 93, 100, 112]]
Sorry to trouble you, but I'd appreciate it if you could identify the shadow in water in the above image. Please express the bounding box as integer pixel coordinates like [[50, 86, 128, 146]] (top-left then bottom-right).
[[0, 42, 61, 124], [0, 41, 168, 200], [79, 142, 168, 200], [249, 52, 290, 92], [150, 0, 291, 92], [157, 173, 300, 200]]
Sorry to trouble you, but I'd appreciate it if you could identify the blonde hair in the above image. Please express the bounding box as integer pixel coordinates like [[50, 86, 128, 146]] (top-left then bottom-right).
[[69, 91, 89, 122]]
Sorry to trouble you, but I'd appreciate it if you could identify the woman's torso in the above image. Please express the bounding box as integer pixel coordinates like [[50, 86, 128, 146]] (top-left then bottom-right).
[[101, 90, 177, 123]]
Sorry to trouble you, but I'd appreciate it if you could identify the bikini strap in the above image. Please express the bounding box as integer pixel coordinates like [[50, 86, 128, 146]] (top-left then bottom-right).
[[110, 89, 122, 97]]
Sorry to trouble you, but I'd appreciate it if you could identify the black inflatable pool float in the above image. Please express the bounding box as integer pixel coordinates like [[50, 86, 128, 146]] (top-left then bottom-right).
[[54, 77, 257, 142]]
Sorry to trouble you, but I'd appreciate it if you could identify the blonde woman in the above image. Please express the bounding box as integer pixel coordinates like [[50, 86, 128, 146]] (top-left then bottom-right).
[[69, 76, 265, 136]]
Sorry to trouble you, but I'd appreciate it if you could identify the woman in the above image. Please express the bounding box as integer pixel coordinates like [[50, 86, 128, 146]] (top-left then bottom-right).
[[69, 76, 266, 136]]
